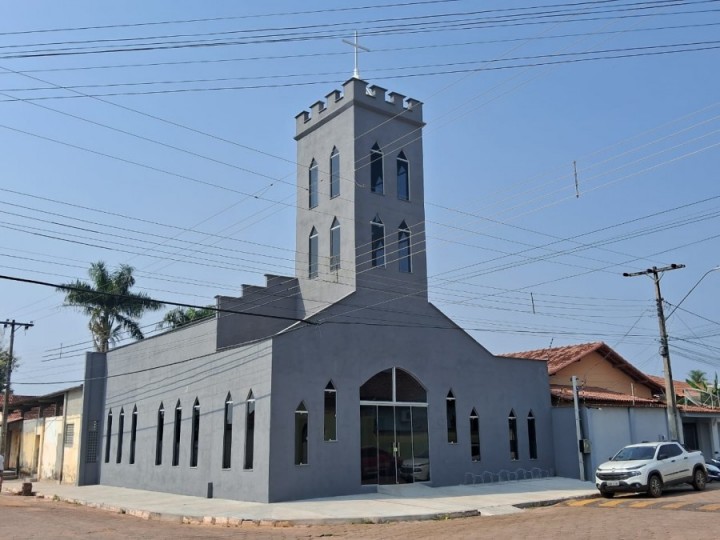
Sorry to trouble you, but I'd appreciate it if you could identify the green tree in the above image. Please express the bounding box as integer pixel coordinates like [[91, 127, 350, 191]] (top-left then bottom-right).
[[58, 261, 163, 352], [686, 369, 709, 391], [158, 306, 215, 330], [0, 346, 18, 392]]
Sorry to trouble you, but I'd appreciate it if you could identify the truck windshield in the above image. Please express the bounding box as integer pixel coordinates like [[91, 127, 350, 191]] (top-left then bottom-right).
[[613, 446, 656, 461]]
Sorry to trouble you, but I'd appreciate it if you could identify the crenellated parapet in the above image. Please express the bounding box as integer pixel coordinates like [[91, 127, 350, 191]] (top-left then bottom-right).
[[295, 78, 424, 138]]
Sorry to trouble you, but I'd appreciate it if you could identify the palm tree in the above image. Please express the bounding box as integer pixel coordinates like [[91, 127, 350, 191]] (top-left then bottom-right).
[[686, 369, 708, 390], [59, 261, 163, 352], [158, 306, 215, 330]]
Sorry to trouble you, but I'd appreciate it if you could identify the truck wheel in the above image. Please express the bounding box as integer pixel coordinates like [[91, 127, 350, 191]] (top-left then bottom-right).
[[647, 474, 663, 498], [600, 489, 615, 499], [692, 468, 707, 491]]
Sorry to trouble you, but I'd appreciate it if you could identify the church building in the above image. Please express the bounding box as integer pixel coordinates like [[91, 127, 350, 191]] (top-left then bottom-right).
[[79, 78, 555, 502]]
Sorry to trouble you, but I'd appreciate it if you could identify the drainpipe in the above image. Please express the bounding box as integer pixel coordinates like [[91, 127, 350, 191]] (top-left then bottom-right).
[[572, 376, 586, 481], [58, 392, 68, 484]]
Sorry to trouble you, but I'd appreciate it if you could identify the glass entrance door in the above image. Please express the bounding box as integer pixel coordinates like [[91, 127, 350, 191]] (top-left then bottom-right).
[[360, 405, 430, 485]]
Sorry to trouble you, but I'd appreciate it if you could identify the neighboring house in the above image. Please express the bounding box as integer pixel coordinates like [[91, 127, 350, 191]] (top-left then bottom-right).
[[507, 342, 673, 480], [647, 375, 720, 460], [77, 78, 556, 503], [1, 386, 83, 483]]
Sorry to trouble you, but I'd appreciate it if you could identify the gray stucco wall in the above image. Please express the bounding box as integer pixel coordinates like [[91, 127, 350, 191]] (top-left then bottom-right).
[[97, 319, 274, 502], [267, 294, 554, 502], [585, 407, 667, 475], [551, 407, 581, 479]]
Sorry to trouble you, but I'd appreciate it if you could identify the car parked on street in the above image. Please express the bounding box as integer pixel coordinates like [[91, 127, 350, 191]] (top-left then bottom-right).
[[595, 441, 707, 498]]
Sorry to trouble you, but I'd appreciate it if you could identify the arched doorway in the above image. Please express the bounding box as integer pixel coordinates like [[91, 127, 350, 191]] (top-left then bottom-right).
[[359, 367, 430, 485]]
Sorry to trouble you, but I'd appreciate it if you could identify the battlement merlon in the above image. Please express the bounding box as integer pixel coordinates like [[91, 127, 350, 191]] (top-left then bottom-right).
[[295, 78, 424, 139]]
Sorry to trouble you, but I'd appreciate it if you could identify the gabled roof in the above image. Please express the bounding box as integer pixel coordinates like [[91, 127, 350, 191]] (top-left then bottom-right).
[[646, 375, 694, 397], [505, 341, 665, 393]]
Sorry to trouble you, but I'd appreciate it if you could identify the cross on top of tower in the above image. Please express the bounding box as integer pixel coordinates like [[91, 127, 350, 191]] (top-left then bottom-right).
[[342, 31, 370, 79]]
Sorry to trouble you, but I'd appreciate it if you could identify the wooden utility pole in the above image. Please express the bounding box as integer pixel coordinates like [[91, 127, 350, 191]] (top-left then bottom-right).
[[1, 319, 33, 459], [623, 265, 684, 441]]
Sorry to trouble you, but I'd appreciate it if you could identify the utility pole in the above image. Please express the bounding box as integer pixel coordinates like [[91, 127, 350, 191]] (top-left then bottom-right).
[[571, 375, 585, 481], [1, 319, 34, 459], [623, 264, 684, 442]]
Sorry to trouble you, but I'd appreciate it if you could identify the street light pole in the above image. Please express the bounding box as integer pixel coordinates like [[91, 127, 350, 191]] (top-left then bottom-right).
[[1, 319, 34, 459], [623, 264, 684, 442]]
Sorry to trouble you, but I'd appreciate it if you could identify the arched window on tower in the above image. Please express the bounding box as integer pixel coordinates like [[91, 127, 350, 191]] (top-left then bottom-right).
[[309, 159, 318, 208], [330, 147, 340, 198], [330, 218, 341, 271], [398, 221, 411, 273], [370, 143, 384, 194], [371, 216, 385, 267], [309, 227, 319, 278], [397, 151, 409, 201]]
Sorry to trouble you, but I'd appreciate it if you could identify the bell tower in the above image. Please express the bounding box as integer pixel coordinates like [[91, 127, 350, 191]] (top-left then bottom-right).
[[294, 78, 427, 317]]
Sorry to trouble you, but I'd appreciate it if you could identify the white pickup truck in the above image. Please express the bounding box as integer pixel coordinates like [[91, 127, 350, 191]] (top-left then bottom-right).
[[595, 441, 707, 498]]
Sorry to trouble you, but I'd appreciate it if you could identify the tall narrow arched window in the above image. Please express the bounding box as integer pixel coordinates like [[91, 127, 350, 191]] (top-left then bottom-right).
[[190, 398, 200, 467], [509, 409, 519, 460], [129, 405, 138, 465], [155, 403, 165, 466], [309, 159, 319, 208], [330, 147, 340, 198], [397, 151, 409, 201], [222, 393, 233, 469], [116, 408, 125, 463], [104, 409, 113, 464], [370, 143, 384, 194], [324, 382, 337, 442], [446, 391, 457, 444], [371, 216, 385, 267], [244, 391, 255, 470], [330, 218, 341, 272], [398, 221, 411, 273], [172, 400, 182, 467], [528, 411, 538, 460], [295, 401, 309, 465], [469, 408, 480, 462], [308, 227, 318, 278]]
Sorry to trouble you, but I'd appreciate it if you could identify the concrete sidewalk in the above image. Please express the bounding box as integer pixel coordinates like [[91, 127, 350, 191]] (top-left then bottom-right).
[[2, 477, 597, 526]]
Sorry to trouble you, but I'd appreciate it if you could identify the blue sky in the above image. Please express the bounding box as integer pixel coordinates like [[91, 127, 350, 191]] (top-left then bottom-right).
[[1, 0, 719, 394]]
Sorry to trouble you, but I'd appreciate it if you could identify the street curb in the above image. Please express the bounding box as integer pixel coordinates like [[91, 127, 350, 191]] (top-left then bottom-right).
[[34, 491, 481, 527]]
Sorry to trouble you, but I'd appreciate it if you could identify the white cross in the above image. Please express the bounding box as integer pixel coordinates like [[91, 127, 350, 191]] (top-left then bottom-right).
[[342, 31, 370, 79]]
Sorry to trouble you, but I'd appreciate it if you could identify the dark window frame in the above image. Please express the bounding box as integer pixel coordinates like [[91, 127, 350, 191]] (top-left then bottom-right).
[[309, 159, 319, 208], [129, 406, 138, 465], [309, 227, 319, 278], [190, 398, 200, 468], [397, 151, 409, 201], [155, 403, 165, 466], [222, 393, 233, 469], [324, 382, 337, 442], [370, 143, 384, 194], [244, 391, 255, 470], [330, 148, 340, 199]]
